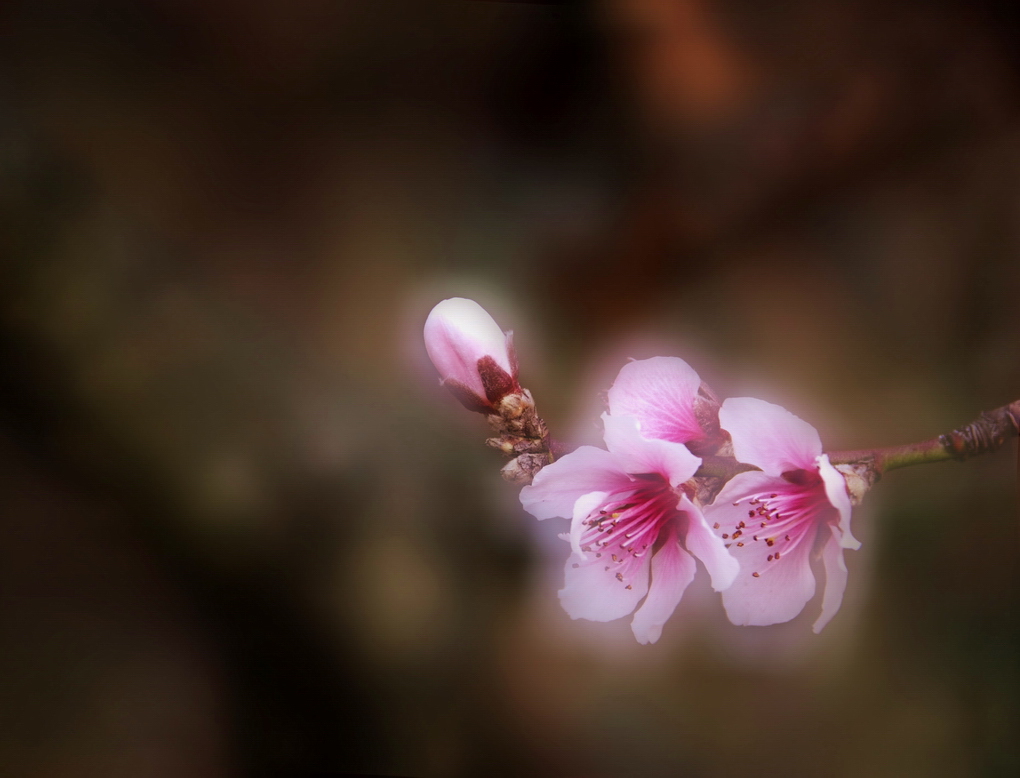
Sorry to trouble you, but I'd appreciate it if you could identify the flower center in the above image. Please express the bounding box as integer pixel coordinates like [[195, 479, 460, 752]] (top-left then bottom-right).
[[725, 476, 836, 576], [574, 475, 680, 588]]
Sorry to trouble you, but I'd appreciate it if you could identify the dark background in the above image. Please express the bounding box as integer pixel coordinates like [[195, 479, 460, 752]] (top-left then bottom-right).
[[0, 1, 1017, 776]]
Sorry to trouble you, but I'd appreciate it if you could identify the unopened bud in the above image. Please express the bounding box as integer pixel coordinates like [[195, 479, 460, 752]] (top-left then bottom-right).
[[424, 298, 520, 412]]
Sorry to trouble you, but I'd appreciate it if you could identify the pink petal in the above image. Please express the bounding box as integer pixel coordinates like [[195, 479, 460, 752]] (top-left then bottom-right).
[[424, 298, 512, 397], [719, 397, 823, 476], [559, 546, 651, 623], [813, 527, 849, 633], [520, 446, 631, 520], [630, 530, 696, 644], [607, 356, 705, 443], [568, 491, 610, 559], [602, 413, 701, 487], [721, 521, 817, 627], [817, 454, 860, 550], [680, 495, 739, 592]]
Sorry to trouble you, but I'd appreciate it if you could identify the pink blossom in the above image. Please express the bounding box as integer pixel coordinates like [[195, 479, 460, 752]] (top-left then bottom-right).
[[424, 298, 520, 412], [520, 413, 739, 644], [607, 356, 718, 452], [705, 397, 861, 632]]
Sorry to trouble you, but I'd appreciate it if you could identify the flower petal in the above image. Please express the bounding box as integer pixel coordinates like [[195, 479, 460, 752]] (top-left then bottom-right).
[[719, 397, 823, 476], [630, 530, 696, 644], [520, 446, 631, 520], [607, 356, 705, 443], [813, 527, 849, 633], [568, 491, 610, 559], [721, 521, 818, 627], [680, 495, 740, 592], [559, 547, 651, 623], [818, 454, 860, 550], [602, 413, 701, 487]]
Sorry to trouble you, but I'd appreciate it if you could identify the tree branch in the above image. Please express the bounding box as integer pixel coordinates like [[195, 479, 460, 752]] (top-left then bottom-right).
[[827, 398, 1020, 475]]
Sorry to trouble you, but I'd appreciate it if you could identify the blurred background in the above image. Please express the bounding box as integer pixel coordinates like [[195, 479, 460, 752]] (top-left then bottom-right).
[[0, 0, 1018, 775]]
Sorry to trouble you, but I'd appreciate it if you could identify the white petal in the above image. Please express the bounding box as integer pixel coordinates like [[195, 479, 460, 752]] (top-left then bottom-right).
[[719, 397, 823, 476], [568, 491, 610, 559], [818, 454, 860, 550], [630, 534, 696, 644], [559, 550, 650, 623], [602, 413, 701, 486], [520, 446, 631, 520], [681, 495, 740, 592], [813, 527, 850, 633]]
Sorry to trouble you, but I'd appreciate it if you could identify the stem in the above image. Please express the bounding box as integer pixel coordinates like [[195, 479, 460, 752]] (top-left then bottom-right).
[[827, 398, 1020, 475]]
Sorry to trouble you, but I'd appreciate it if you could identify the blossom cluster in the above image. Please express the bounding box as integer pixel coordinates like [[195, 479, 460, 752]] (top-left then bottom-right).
[[424, 298, 862, 644]]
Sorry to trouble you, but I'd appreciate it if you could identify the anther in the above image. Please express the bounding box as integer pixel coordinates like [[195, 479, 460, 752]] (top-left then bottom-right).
[[766, 538, 775, 546], [615, 572, 624, 582], [752, 572, 760, 578], [774, 552, 781, 560], [713, 522, 720, 529], [767, 555, 773, 561], [722, 533, 729, 539]]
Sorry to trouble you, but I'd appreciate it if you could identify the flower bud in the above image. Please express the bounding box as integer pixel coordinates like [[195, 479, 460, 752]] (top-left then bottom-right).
[[424, 297, 520, 413]]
